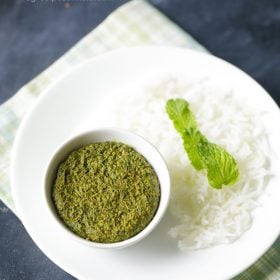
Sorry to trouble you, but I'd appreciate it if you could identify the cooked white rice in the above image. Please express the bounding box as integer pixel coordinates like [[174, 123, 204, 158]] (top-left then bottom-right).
[[80, 77, 271, 250]]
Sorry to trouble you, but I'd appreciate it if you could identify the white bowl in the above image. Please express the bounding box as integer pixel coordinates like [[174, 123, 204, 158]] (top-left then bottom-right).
[[43, 128, 170, 249]]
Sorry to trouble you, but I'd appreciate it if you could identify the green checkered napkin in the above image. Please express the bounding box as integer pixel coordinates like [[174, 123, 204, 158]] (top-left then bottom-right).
[[0, 0, 278, 278]]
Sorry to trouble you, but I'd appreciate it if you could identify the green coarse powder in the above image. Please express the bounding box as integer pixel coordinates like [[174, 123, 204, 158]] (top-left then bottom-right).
[[52, 141, 160, 243]]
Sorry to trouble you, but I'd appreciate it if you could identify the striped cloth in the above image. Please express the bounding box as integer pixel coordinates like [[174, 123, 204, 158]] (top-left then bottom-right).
[[0, 0, 278, 279]]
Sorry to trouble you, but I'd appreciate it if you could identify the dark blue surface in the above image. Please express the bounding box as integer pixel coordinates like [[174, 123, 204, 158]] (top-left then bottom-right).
[[0, 0, 280, 279]]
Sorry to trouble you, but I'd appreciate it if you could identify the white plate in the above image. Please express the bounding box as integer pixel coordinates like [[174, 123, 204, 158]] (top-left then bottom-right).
[[11, 47, 280, 280]]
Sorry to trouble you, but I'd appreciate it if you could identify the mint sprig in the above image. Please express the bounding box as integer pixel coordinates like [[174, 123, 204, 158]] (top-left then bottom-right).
[[166, 98, 239, 189]]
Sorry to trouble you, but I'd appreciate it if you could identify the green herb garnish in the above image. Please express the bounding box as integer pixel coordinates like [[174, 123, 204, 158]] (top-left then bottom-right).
[[166, 98, 239, 189]]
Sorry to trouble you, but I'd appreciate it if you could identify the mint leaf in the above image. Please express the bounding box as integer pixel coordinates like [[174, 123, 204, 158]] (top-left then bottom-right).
[[166, 99, 204, 170], [166, 98, 239, 189], [166, 99, 197, 134], [182, 128, 205, 170], [198, 142, 239, 189]]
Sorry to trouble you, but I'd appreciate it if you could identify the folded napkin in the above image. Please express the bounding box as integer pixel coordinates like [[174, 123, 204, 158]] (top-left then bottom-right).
[[0, 0, 278, 279]]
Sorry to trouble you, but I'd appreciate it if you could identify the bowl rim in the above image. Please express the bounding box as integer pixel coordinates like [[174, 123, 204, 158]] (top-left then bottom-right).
[[43, 127, 171, 249]]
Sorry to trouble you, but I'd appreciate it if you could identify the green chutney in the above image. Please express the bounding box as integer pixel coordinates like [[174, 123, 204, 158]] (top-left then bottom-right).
[[52, 141, 160, 243]]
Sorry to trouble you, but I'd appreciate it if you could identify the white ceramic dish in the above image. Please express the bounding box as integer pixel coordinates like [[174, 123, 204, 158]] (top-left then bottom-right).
[[44, 128, 170, 249], [11, 47, 280, 280]]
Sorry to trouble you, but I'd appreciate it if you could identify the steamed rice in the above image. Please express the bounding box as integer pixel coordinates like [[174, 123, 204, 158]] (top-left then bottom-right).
[[81, 77, 271, 250]]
